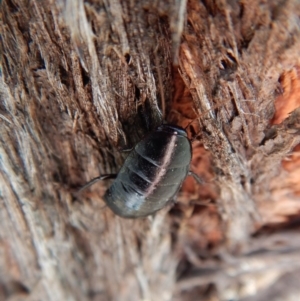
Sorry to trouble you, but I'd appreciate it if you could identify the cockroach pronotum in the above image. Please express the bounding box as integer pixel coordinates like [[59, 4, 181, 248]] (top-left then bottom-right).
[[78, 123, 201, 218]]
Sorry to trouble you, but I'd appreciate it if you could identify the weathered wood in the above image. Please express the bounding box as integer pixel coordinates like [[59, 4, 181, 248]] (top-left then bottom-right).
[[1, 0, 300, 300]]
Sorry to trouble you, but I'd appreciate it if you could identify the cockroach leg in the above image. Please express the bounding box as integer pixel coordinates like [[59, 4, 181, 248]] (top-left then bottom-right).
[[188, 171, 204, 184], [77, 174, 117, 195]]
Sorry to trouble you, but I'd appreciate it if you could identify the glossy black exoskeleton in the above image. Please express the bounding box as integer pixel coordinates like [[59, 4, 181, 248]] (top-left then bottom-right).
[[79, 124, 197, 218]]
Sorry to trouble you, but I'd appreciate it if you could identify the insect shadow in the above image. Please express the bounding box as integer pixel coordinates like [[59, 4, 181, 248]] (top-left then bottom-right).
[[77, 121, 203, 218]]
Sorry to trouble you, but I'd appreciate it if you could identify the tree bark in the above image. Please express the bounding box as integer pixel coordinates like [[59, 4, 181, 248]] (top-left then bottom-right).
[[1, 0, 300, 300]]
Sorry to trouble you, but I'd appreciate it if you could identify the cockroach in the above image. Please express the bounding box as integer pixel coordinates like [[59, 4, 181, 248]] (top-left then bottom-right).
[[78, 123, 201, 218], [78, 51, 203, 218]]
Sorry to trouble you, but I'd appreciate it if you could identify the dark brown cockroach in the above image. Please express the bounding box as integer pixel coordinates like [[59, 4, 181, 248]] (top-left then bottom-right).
[[78, 123, 200, 218], [78, 51, 203, 218]]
